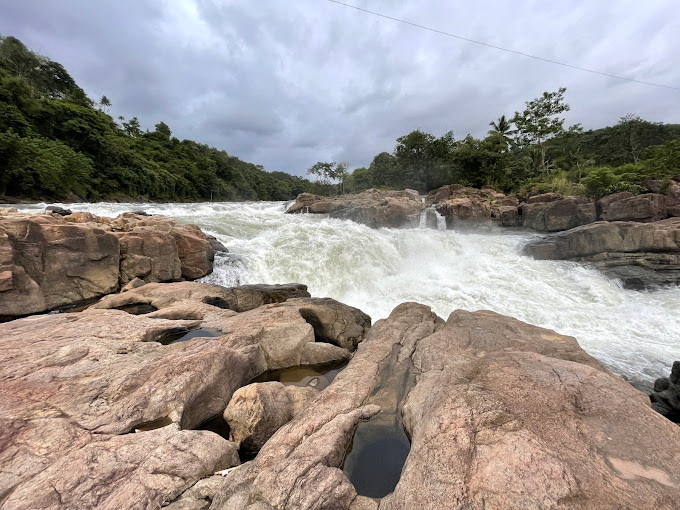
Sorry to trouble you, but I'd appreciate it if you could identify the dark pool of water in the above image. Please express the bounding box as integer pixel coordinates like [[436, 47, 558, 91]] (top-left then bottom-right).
[[253, 360, 347, 390], [155, 328, 223, 346], [343, 415, 410, 498]]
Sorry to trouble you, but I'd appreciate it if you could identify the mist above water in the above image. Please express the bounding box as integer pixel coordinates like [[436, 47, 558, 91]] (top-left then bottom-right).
[[16, 201, 680, 386]]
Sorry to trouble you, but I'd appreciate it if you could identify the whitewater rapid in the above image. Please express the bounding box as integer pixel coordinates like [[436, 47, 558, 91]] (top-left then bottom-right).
[[15, 201, 680, 388]]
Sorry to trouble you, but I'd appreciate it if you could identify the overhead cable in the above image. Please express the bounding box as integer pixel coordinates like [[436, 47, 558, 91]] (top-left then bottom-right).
[[326, 0, 679, 91]]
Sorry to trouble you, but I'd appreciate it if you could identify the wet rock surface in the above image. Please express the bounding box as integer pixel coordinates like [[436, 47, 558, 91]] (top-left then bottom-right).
[[0, 210, 216, 318], [524, 218, 680, 289], [650, 361, 680, 422]]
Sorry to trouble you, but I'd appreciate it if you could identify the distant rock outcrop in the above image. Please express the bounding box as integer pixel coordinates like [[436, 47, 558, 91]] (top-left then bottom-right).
[[0, 210, 216, 318], [286, 189, 424, 228], [432, 185, 520, 227], [524, 218, 680, 289]]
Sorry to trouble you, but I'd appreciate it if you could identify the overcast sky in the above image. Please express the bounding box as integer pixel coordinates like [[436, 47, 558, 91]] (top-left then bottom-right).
[[1, 0, 678, 176]]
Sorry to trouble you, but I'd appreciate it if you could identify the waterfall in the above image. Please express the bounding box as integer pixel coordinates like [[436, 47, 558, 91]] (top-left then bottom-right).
[[418, 210, 427, 228], [10, 200, 680, 387], [434, 209, 446, 231]]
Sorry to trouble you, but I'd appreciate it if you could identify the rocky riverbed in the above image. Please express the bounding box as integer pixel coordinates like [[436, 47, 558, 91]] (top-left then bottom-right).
[[1, 279, 679, 509], [1, 207, 680, 509]]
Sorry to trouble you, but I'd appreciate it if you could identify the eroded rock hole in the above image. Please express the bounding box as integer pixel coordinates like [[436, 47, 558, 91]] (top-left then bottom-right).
[[130, 416, 173, 433], [197, 413, 231, 440], [343, 413, 411, 498], [202, 296, 232, 309], [114, 303, 158, 315], [154, 328, 222, 346]]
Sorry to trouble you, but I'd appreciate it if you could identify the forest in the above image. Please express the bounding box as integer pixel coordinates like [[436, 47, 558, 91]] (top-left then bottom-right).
[[1, 35, 679, 202], [0, 35, 323, 201], [335, 88, 680, 198]]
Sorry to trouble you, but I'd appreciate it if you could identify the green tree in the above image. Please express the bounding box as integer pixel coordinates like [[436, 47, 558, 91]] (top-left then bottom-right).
[[122, 116, 142, 137], [307, 161, 348, 194], [512, 87, 570, 175], [368, 152, 399, 188]]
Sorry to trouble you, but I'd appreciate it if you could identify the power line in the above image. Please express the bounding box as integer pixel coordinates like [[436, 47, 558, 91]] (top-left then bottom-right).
[[326, 0, 679, 91]]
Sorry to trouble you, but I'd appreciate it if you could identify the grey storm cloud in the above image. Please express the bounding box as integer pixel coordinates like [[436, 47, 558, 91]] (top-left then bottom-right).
[[1, 0, 678, 176]]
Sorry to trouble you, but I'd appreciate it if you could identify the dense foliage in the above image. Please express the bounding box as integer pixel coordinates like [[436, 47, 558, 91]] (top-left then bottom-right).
[[0, 35, 325, 201], [340, 93, 680, 198], [2, 35, 678, 203]]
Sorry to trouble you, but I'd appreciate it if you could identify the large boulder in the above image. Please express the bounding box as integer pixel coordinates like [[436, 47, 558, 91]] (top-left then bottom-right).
[[432, 186, 520, 227], [280, 297, 372, 350], [524, 218, 680, 289], [382, 309, 680, 509], [286, 189, 423, 229], [0, 211, 217, 319], [187, 303, 680, 509], [0, 211, 120, 317], [223, 382, 318, 455], [599, 193, 667, 222], [519, 193, 597, 232]]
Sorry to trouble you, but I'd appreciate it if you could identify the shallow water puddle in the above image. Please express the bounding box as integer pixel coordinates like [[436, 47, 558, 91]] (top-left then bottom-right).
[[253, 360, 347, 389]]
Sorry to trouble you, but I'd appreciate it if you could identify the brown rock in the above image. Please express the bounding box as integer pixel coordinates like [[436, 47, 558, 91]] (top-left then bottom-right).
[[380, 309, 680, 510], [600, 193, 668, 222], [286, 193, 325, 214], [0, 211, 218, 319], [2, 426, 239, 510], [208, 302, 441, 509], [0, 214, 120, 317], [520, 195, 596, 232], [0, 281, 363, 508], [223, 382, 318, 455], [281, 297, 372, 350], [524, 218, 680, 288], [286, 190, 424, 228], [436, 197, 492, 223], [596, 192, 635, 219], [116, 230, 182, 283], [92, 281, 312, 315]]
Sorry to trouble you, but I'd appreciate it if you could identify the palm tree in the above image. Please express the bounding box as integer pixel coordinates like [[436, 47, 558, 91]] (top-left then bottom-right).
[[98, 95, 111, 112], [488, 115, 514, 136], [488, 115, 516, 151]]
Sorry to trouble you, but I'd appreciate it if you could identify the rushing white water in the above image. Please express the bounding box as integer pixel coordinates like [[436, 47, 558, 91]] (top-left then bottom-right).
[[13, 201, 680, 387]]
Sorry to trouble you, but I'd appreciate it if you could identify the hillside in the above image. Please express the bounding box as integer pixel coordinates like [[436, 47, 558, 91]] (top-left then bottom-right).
[[0, 35, 323, 202]]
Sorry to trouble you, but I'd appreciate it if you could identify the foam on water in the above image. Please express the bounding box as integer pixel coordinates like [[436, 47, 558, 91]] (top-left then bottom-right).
[[14, 201, 680, 385]]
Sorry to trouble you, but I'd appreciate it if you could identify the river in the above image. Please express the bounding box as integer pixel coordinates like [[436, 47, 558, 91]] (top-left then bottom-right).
[[14, 201, 680, 389]]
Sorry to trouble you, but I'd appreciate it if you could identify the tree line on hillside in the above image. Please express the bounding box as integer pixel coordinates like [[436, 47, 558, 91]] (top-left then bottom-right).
[[310, 89, 680, 198], [0, 35, 330, 201]]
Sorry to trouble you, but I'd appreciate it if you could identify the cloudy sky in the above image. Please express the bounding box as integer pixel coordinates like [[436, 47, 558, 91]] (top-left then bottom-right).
[[2, 0, 678, 176]]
